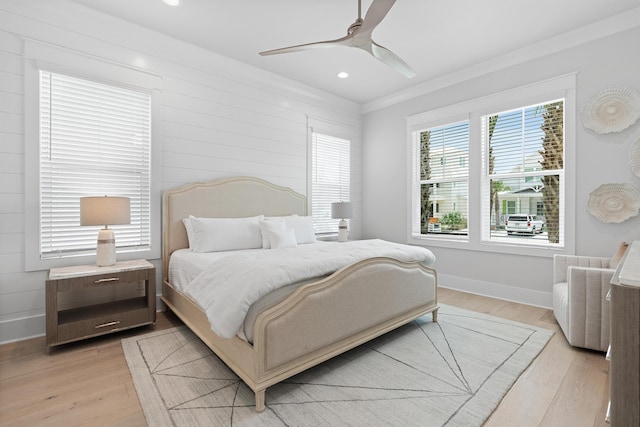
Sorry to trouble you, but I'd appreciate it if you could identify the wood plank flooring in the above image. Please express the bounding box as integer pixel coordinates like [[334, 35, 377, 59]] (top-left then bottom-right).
[[0, 288, 610, 426]]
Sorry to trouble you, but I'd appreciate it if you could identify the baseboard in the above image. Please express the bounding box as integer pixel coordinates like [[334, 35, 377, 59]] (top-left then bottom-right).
[[0, 314, 45, 345], [438, 273, 553, 309], [0, 295, 166, 346]]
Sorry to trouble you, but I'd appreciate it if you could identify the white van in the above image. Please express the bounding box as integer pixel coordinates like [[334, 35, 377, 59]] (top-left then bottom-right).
[[505, 214, 544, 234]]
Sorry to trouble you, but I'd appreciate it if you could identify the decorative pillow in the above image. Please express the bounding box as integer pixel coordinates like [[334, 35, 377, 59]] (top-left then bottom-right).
[[259, 220, 286, 249], [266, 228, 297, 249], [283, 215, 317, 244], [189, 215, 264, 252], [183, 215, 195, 249]]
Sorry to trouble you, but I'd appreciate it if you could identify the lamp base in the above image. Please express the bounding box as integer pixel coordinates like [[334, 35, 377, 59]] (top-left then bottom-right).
[[338, 219, 348, 242], [96, 228, 117, 267]]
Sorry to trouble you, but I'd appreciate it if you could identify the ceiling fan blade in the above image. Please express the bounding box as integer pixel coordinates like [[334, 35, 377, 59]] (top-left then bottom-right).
[[260, 34, 352, 56], [369, 40, 416, 78], [359, 0, 397, 34]]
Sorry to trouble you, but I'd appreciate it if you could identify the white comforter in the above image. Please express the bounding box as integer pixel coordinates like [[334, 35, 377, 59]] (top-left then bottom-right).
[[183, 239, 436, 338]]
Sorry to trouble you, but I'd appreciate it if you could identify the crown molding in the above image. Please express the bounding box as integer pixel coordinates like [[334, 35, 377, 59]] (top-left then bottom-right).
[[362, 7, 640, 114]]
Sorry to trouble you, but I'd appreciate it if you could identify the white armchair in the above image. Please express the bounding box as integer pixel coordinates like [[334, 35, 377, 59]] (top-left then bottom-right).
[[552, 254, 614, 352]]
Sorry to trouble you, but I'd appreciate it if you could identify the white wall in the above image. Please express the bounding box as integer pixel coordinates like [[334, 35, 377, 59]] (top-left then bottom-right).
[[362, 26, 640, 308], [0, 0, 362, 343]]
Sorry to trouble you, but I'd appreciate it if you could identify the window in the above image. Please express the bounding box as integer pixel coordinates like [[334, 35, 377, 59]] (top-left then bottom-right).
[[38, 71, 152, 260], [483, 100, 565, 247], [24, 40, 162, 271], [311, 131, 351, 235], [407, 74, 576, 256], [411, 121, 469, 237]]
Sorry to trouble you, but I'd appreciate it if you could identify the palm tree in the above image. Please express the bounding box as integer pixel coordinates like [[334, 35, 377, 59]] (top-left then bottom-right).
[[420, 130, 432, 233], [538, 101, 563, 244], [487, 116, 500, 228], [491, 180, 510, 229]]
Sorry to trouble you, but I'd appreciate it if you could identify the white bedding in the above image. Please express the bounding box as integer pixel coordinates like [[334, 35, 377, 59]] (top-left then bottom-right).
[[182, 239, 436, 338], [169, 248, 264, 292]]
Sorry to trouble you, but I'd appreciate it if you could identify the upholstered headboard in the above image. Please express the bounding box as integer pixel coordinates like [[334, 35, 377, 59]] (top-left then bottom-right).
[[162, 176, 307, 281]]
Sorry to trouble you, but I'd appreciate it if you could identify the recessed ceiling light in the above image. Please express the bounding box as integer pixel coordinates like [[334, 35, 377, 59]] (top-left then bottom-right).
[[163, 0, 180, 6], [337, 72, 349, 79]]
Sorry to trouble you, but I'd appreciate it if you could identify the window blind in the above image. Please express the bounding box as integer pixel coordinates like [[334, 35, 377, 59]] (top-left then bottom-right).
[[482, 99, 564, 246], [311, 132, 350, 235], [39, 71, 152, 259]]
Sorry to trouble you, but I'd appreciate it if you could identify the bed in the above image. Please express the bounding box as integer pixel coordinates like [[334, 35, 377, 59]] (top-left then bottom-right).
[[161, 176, 438, 412]]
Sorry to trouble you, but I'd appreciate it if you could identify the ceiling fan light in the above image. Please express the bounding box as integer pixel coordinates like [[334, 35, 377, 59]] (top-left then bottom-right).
[[337, 72, 349, 79]]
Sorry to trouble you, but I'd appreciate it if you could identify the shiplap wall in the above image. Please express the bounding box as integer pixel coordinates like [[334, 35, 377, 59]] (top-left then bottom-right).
[[0, 0, 362, 343]]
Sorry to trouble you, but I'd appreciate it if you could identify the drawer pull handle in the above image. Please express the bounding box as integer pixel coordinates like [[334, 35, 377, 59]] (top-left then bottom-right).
[[95, 321, 121, 329], [94, 277, 120, 284]]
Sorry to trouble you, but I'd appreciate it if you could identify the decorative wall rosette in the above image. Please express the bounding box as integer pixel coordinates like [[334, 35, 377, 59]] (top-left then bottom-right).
[[587, 183, 640, 223], [582, 86, 640, 133]]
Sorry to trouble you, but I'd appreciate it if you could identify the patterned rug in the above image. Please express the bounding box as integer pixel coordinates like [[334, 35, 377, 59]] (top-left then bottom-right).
[[122, 304, 552, 426]]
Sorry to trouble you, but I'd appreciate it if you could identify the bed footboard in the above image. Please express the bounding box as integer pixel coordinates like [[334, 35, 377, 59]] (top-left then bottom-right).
[[251, 257, 438, 410]]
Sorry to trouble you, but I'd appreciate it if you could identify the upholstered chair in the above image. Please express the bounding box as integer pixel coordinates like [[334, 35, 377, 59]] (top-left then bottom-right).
[[552, 254, 616, 352]]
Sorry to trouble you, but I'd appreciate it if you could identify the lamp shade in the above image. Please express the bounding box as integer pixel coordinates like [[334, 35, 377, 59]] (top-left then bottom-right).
[[80, 196, 131, 226], [331, 202, 353, 219]]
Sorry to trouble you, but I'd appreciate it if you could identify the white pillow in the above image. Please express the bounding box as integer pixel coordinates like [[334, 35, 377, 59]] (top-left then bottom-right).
[[189, 215, 264, 252], [265, 214, 298, 221], [259, 220, 285, 249], [183, 215, 195, 249], [267, 228, 297, 249], [283, 215, 317, 244]]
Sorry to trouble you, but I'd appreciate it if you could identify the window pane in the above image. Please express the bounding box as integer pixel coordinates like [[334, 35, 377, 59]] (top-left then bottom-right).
[[312, 132, 350, 234], [423, 122, 469, 181], [488, 100, 563, 175], [488, 175, 562, 245], [420, 181, 468, 236]]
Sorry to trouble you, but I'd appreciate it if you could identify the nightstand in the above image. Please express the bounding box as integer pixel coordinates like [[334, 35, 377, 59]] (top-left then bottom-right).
[[46, 259, 156, 352]]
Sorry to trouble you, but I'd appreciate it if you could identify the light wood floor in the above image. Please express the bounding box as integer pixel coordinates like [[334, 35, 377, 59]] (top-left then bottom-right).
[[0, 288, 610, 427]]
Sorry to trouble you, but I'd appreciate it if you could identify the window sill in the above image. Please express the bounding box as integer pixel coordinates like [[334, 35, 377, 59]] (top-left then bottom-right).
[[408, 234, 567, 258]]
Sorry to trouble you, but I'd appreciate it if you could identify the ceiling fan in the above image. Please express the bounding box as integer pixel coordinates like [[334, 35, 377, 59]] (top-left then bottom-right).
[[259, 0, 416, 78]]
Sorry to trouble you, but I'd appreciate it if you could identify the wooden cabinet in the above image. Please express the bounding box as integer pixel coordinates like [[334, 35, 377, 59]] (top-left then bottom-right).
[[46, 259, 156, 351], [609, 241, 640, 426]]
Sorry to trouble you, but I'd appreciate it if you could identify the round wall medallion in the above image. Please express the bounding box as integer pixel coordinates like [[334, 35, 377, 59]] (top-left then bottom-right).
[[582, 86, 640, 134], [587, 183, 640, 223]]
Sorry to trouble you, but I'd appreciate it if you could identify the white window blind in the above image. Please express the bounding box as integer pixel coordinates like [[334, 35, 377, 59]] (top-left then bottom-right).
[[311, 132, 350, 235], [482, 99, 564, 247], [412, 121, 469, 237], [39, 71, 152, 259]]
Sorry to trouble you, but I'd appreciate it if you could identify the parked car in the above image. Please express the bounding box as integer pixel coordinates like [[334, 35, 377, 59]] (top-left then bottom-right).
[[505, 214, 544, 234]]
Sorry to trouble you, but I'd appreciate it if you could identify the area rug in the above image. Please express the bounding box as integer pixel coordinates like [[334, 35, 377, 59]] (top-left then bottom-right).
[[122, 304, 553, 426]]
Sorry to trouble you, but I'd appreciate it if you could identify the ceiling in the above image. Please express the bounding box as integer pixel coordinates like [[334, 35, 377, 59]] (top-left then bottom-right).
[[70, 0, 640, 105]]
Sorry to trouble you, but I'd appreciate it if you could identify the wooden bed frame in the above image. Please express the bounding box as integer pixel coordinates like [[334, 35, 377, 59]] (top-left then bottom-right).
[[161, 176, 438, 412]]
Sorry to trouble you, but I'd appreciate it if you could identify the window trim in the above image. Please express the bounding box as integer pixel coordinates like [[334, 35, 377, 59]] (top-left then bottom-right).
[[406, 73, 576, 257], [24, 40, 163, 271]]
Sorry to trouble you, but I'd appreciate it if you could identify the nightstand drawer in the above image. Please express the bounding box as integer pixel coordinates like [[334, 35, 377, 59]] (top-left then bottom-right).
[[57, 297, 152, 343], [56, 269, 150, 292]]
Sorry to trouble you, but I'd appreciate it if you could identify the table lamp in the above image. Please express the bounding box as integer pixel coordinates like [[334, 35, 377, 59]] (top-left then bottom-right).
[[80, 196, 130, 266], [331, 201, 353, 242]]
